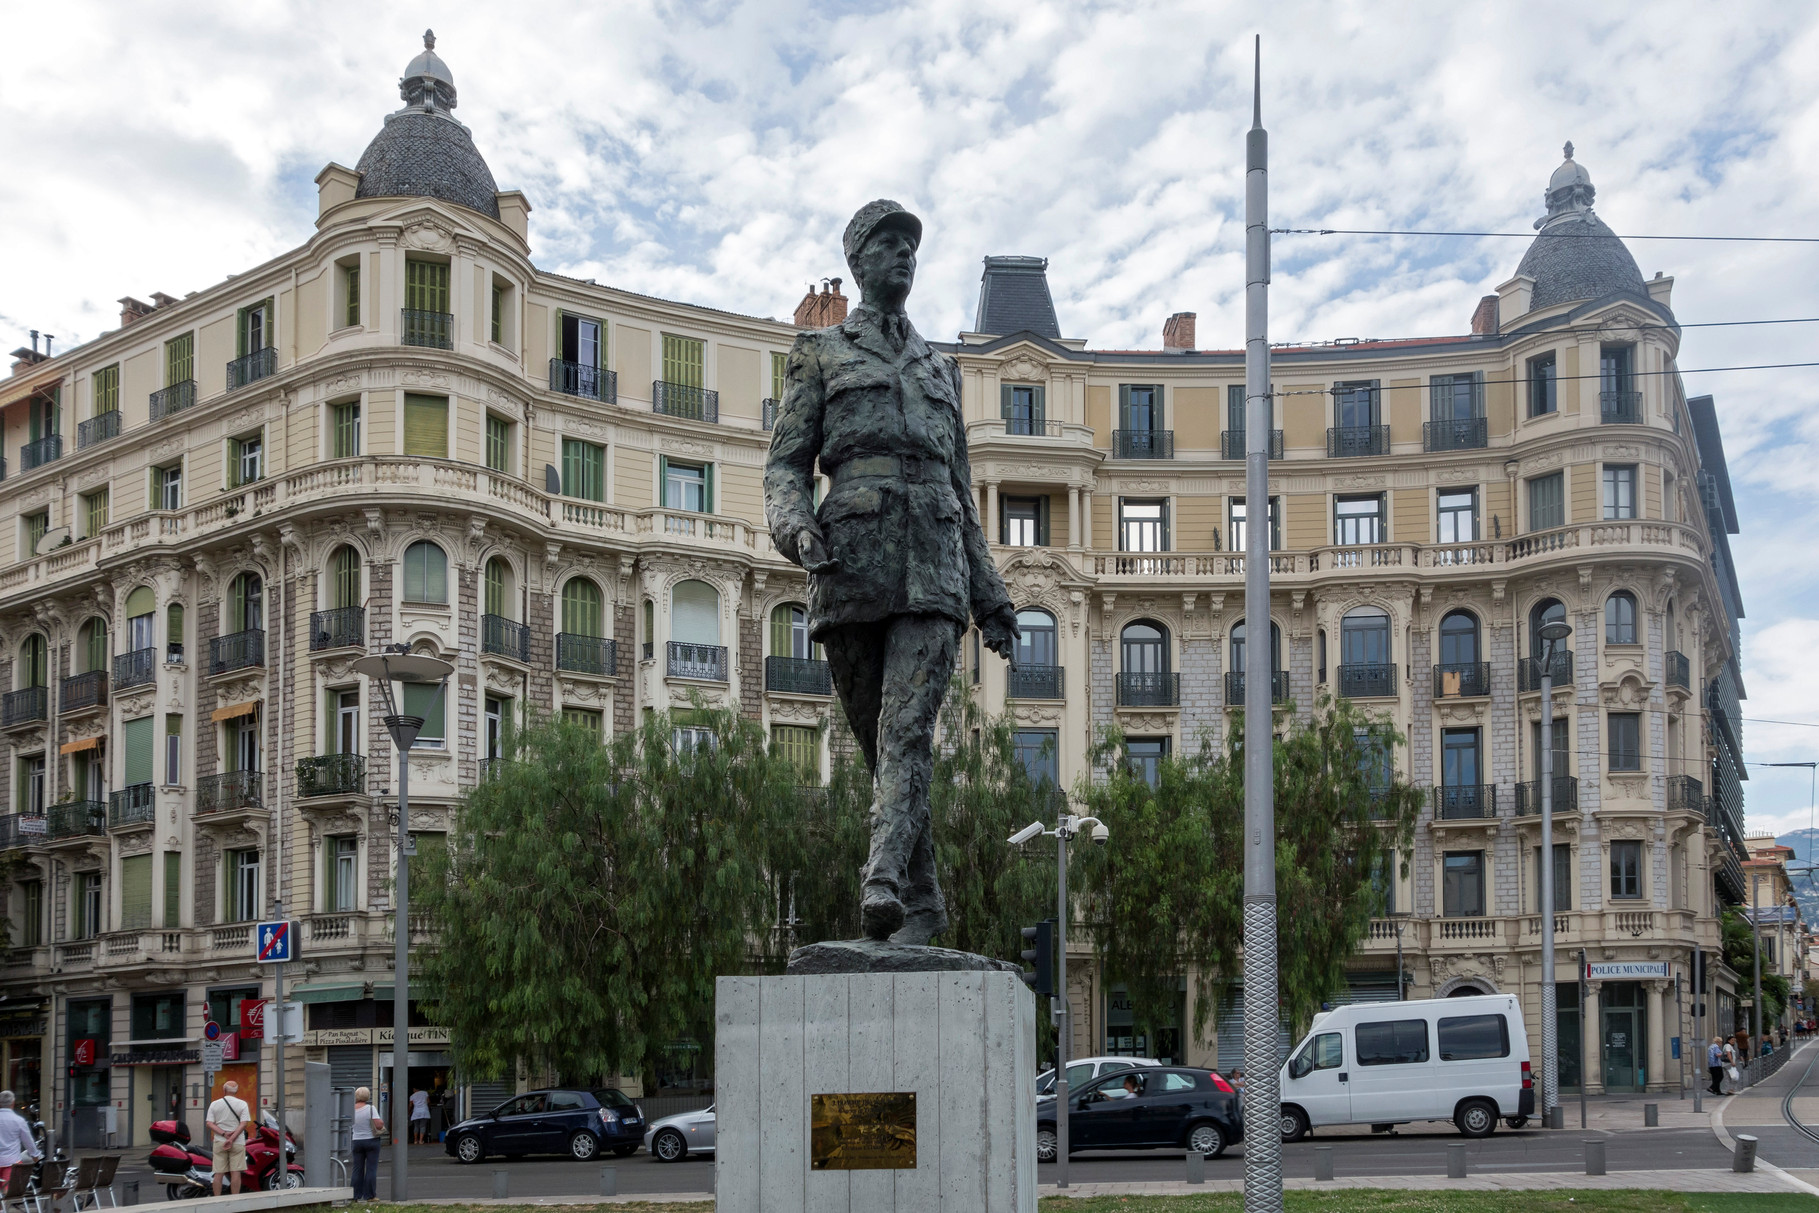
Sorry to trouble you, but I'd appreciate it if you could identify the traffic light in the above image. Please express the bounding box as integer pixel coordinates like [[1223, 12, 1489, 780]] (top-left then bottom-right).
[[1020, 920, 1055, 995]]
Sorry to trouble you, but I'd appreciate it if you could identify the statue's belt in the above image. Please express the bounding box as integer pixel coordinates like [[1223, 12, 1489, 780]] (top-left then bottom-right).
[[830, 454, 949, 486]]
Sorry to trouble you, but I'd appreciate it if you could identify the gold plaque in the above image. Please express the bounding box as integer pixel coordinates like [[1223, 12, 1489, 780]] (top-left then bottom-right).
[[810, 1092, 917, 1170]]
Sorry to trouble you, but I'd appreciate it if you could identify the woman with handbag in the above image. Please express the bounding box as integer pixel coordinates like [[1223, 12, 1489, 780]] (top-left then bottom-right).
[[350, 1086, 385, 1202]]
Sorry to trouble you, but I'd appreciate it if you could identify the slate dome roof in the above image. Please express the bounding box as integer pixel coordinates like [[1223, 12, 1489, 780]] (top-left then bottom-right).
[[1515, 143, 1648, 313], [353, 30, 501, 221]]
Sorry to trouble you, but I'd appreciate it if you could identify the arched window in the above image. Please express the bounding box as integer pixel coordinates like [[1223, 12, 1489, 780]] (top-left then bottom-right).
[[562, 578, 604, 638], [1230, 618, 1282, 673], [484, 557, 512, 619], [17, 635, 45, 689], [671, 580, 721, 646], [230, 572, 263, 632], [78, 617, 108, 674], [1438, 610, 1480, 666], [1120, 621, 1169, 674], [770, 603, 818, 660], [330, 546, 362, 610], [1605, 591, 1638, 645], [1528, 598, 1566, 658], [1013, 608, 1057, 668], [125, 585, 155, 653], [401, 541, 448, 605]]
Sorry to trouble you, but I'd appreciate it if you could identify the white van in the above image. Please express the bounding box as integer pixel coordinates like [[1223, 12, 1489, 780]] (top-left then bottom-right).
[[1277, 994, 1532, 1140]]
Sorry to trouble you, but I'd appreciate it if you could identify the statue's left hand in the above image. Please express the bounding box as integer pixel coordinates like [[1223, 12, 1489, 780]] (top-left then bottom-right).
[[979, 603, 1021, 659]]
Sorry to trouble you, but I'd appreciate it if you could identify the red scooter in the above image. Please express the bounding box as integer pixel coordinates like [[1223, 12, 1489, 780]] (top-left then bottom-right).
[[149, 1114, 304, 1197]]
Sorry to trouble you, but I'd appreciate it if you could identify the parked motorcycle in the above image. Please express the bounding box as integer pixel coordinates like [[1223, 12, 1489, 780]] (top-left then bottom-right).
[[149, 1113, 303, 1197]]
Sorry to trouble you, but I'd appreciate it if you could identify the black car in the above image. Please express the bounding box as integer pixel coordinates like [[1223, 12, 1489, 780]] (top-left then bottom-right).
[[1036, 1066, 1242, 1161], [446, 1088, 644, 1162]]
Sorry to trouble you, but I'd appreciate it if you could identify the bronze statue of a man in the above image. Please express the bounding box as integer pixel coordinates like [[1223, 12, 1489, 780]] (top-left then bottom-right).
[[765, 200, 1018, 947]]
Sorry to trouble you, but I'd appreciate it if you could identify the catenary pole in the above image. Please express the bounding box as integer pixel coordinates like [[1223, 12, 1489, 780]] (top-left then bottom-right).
[[393, 751, 410, 1200], [1241, 34, 1282, 1213], [1540, 649, 1557, 1124], [1055, 817, 1069, 1188]]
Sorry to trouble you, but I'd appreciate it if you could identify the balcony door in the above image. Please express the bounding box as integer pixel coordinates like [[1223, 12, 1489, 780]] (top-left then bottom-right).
[[335, 691, 360, 756], [1340, 609, 1389, 666], [1230, 619, 1281, 675], [1335, 381, 1379, 428], [1441, 728, 1480, 788], [1014, 610, 1056, 669], [1119, 385, 1161, 433], [1438, 611, 1479, 667], [1121, 623, 1168, 676]]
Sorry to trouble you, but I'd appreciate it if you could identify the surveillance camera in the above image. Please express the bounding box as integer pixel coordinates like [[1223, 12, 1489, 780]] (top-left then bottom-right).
[[1008, 822, 1044, 846], [1091, 823, 1110, 847]]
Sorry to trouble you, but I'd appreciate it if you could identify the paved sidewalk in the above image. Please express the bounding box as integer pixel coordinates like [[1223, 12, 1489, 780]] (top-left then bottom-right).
[[1038, 1166, 1808, 1197]]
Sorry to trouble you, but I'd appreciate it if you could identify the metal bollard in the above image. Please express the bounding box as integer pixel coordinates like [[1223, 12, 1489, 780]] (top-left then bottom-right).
[[493, 1169, 510, 1198], [599, 1166, 617, 1196], [123, 1181, 139, 1206], [1184, 1150, 1205, 1184], [1446, 1142, 1467, 1179], [1584, 1139, 1606, 1175], [1733, 1133, 1758, 1173], [1644, 1103, 1658, 1127], [1314, 1145, 1334, 1182]]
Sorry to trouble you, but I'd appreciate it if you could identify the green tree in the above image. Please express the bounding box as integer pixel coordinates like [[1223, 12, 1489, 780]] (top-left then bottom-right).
[[1068, 695, 1423, 1052], [1721, 907, 1792, 1027], [416, 706, 805, 1089]]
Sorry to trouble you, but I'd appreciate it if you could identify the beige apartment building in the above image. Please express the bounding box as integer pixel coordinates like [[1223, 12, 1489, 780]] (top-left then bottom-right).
[[0, 38, 1753, 1141], [1741, 835, 1810, 1035]]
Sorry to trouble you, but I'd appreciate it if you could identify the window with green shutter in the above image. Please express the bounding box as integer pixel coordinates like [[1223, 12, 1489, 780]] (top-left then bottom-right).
[[121, 854, 152, 929], [562, 439, 605, 501], [123, 715, 155, 787], [19, 635, 45, 689], [770, 602, 819, 659], [93, 365, 119, 415], [331, 546, 361, 609], [770, 351, 787, 401], [165, 334, 193, 386], [403, 394, 449, 457], [237, 299, 273, 356], [561, 579, 604, 637], [772, 724, 819, 780], [401, 682, 445, 747], [332, 402, 361, 458], [163, 852, 180, 927], [401, 542, 448, 605], [21, 880, 42, 947], [491, 283, 504, 344], [82, 617, 108, 674], [23, 512, 47, 557], [1528, 472, 1565, 532], [405, 259, 450, 313], [483, 558, 509, 618], [485, 415, 511, 472], [343, 262, 361, 328], [562, 707, 603, 737], [83, 490, 108, 538], [662, 333, 705, 388]]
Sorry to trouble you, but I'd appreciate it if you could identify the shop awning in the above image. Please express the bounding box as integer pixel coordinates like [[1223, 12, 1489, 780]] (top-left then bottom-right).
[[211, 700, 259, 723], [59, 737, 100, 755], [371, 982, 434, 1002], [291, 982, 366, 1004]]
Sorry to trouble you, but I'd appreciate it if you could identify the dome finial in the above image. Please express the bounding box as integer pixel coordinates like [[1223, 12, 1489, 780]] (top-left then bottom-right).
[[1536, 143, 1595, 230], [399, 31, 457, 112], [424, 28, 436, 51], [1563, 140, 1574, 160]]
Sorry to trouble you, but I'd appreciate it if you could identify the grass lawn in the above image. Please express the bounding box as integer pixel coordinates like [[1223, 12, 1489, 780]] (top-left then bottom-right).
[[1039, 1195, 1819, 1213]]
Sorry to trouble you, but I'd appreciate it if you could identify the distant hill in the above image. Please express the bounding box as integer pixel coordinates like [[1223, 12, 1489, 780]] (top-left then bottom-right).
[[1775, 828, 1819, 924]]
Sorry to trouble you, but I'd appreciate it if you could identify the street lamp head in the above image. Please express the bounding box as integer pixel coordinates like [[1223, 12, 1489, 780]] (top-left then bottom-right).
[[352, 651, 455, 683], [1539, 620, 1572, 644]]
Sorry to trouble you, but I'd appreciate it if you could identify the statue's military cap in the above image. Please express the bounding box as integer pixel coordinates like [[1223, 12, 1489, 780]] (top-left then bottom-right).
[[843, 199, 923, 269]]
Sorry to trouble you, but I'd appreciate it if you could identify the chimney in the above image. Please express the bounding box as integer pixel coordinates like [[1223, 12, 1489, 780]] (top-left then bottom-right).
[[150, 292, 181, 309], [119, 296, 155, 327], [793, 277, 848, 328], [1469, 294, 1500, 336], [1163, 311, 1197, 351]]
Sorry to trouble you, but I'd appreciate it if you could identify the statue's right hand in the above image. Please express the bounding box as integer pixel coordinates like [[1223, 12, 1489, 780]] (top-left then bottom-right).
[[798, 527, 840, 574]]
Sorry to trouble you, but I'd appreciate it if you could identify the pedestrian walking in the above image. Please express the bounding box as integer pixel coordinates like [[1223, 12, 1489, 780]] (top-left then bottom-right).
[[1707, 1037, 1726, 1096], [0, 1091, 41, 1186], [350, 1086, 384, 1202], [409, 1085, 430, 1145]]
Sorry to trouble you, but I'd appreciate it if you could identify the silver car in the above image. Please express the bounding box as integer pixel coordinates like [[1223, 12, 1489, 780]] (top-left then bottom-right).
[[644, 1105, 715, 1162]]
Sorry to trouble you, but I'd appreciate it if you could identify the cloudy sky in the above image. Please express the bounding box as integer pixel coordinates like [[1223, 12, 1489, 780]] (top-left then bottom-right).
[[4, 1, 1818, 837]]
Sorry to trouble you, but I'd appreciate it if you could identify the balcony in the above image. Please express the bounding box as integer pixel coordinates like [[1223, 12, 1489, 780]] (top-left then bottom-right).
[[20, 435, 61, 472], [1004, 417, 1059, 437], [1600, 390, 1642, 424], [667, 641, 728, 681], [209, 629, 264, 676], [309, 607, 364, 652], [1666, 650, 1690, 691], [77, 411, 121, 450], [1116, 671, 1180, 707], [1518, 651, 1573, 692], [762, 398, 779, 430], [107, 783, 155, 829], [1515, 777, 1578, 816], [482, 614, 530, 663], [0, 814, 44, 851], [114, 647, 156, 690], [1224, 669, 1289, 706], [1423, 417, 1487, 452], [1337, 663, 1397, 699], [2, 687, 46, 728], [766, 655, 833, 696], [1432, 663, 1491, 699], [653, 381, 719, 423], [1327, 425, 1390, 458], [401, 308, 453, 349], [1220, 429, 1283, 460], [226, 347, 277, 391], [46, 801, 105, 839], [1435, 784, 1496, 820], [1007, 663, 1065, 700], [1111, 429, 1173, 459], [557, 634, 618, 677], [150, 379, 197, 421], [60, 670, 107, 713], [197, 771, 262, 815], [549, 359, 618, 403], [1668, 775, 1705, 814], [296, 753, 366, 799]]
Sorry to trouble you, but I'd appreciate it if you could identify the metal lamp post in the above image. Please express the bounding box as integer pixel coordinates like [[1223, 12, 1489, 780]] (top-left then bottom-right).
[[351, 645, 453, 1203], [1536, 616, 1572, 1127]]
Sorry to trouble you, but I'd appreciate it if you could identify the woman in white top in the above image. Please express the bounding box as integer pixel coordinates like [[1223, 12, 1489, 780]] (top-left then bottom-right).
[[349, 1086, 384, 1202]]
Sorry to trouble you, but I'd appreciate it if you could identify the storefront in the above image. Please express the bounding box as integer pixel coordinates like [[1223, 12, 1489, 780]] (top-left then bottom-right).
[[0, 1003, 47, 1112], [122, 992, 192, 1146], [1104, 981, 1183, 1065], [65, 997, 111, 1148]]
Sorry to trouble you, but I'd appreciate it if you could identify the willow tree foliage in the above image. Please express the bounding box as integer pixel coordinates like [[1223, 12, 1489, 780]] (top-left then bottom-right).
[[1721, 906, 1791, 1026], [1067, 695, 1423, 1049]]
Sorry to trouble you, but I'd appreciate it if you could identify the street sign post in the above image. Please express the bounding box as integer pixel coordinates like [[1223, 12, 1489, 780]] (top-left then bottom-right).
[[256, 921, 296, 963]]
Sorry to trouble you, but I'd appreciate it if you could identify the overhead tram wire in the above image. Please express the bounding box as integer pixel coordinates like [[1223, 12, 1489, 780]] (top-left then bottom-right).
[[1272, 316, 1819, 350], [1267, 359, 1819, 400], [1274, 227, 1819, 244]]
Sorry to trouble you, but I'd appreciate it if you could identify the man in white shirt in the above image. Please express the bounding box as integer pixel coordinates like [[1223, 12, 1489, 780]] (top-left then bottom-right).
[[206, 1081, 251, 1195], [0, 1091, 40, 1183]]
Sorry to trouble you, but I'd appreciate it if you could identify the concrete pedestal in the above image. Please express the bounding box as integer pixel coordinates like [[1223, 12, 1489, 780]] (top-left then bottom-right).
[[715, 970, 1037, 1212]]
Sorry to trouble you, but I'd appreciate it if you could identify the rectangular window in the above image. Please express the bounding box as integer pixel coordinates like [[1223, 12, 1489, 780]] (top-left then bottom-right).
[[1602, 464, 1637, 520], [82, 489, 108, 539], [490, 282, 504, 345], [405, 258, 450, 313], [19, 756, 44, 815], [662, 333, 706, 388], [1442, 850, 1485, 917], [1334, 494, 1384, 546], [402, 394, 449, 458], [1125, 737, 1169, 787], [75, 872, 102, 940], [560, 314, 603, 367], [92, 365, 119, 415], [165, 333, 194, 386], [770, 351, 788, 402], [121, 854, 152, 930], [1118, 499, 1168, 552], [157, 464, 183, 510], [1440, 728, 1481, 787], [1013, 730, 1059, 790], [1608, 712, 1642, 771], [1600, 343, 1634, 393], [486, 415, 511, 473], [1528, 352, 1557, 416], [1225, 382, 1278, 435], [231, 432, 264, 487], [1436, 1014, 1510, 1061], [164, 852, 180, 927], [1001, 384, 1045, 434], [402, 682, 445, 749], [563, 439, 606, 501], [1437, 489, 1477, 544], [1534, 842, 1572, 912], [1228, 497, 1280, 551], [1355, 1019, 1430, 1066], [484, 696, 509, 761], [1528, 471, 1564, 531], [1610, 840, 1643, 899], [329, 836, 358, 912], [228, 850, 261, 923], [772, 724, 819, 779], [230, 717, 260, 774], [1001, 495, 1047, 546], [332, 403, 361, 459], [661, 458, 710, 512], [1334, 380, 1380, 428], [237, 299, 273, 355], [20, 880, 42, 948], [1118, 384, 1162, 431], [334, 691, 360, 755], [342, 261, 361, 328], [22, 511, 48, 558], [123, 715, 155, 787], [1429, 372, 1482, 420], [165, 715, 182, 785], [560, 706, 603, 737]]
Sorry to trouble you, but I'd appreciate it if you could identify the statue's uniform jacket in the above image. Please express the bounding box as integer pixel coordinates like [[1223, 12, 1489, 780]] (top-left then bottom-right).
[[765, 305, 1012, 638]]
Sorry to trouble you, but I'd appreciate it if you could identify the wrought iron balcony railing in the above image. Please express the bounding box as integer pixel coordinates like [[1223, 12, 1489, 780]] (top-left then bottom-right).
[[557, 634, 618, 677], [1668, 775, 1705, 814], [226, 347, 276, 391], [47, 801, 105, 839], [20, 436, 61, 472], [766, 655, 833, 696], [107, 783, 155, 828], [1518, 650, 1574, 692], [60, 670, 107, 713], [1666, 650, 1690, 690], [1432, 663, 1491, 698], [309, 607, 365, 652], [296, 753, 366, 799], [209, 628, 264, 676], [653, 381, 719, 423], [78, 411, 121, 449], [667, 641, 728, 681], [401, 308, 454, 349], [1007, 663, 1065, 700], [1338, 662, 1397, 699], [1111, 429, 1173, 459], [197, 771, 263, 814], [1327, 425, 1391, 458], [0, 814, 44, 849], [1435, 783, 1496, 820], [114, 647, 156, 690], [1600, 390, 1643, 424], [549, 359, 618, 403], [1116, 671, 1180, 707], [1423, 416, 1488, 452], [481, 614, 530, 663], [1224, 669, 1289, 706], [2, 687, 46, 728], [1515, 777, 1577, 815], [1221, 429, 1283, 460], [762, 398, 779, 430], [150, 379, 197, 421]]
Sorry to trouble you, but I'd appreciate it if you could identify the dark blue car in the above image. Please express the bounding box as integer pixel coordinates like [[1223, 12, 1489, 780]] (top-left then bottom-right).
[[447, 1088, 644, 1162]]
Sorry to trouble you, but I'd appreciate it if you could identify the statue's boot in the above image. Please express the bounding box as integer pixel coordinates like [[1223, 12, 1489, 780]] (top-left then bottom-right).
[[888, 907, 947, 948], [861, 881, 905, 940]]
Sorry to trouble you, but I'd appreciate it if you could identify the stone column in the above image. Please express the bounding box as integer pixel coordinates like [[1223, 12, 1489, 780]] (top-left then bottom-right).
[[1646, 978, 1669, 1092], [1082, 489, 1094, 550], [985, 482, 999, 541], [1068, 487, 1081, 549], [1585, 980, 1605, 1094]]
